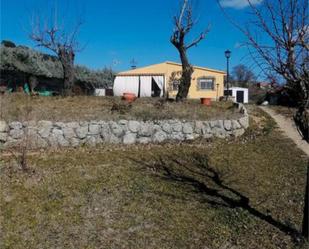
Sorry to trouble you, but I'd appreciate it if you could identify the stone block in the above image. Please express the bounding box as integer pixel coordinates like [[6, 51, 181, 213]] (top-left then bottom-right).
[[63, 127, 76, 139], [85, 136, 97, 147], [171, 121, 182, 132], [153, 131, 167, 143], [69, 138, 80, 147], [224, 120, 232, 131], [139, 122, 153, 137], [162, 122, 172, 134], [170, 132, 185, 141], [109, 121, 124, 137], [183, 122, 194, 134], [9, 129, 24, 139], [89, 124, 100, 135], [54, 122, 65, 128], [0, 132, 8, 142], [65, 122, 79, 129], [0, 121, 9, 132], [238, 117, 249, 128], [194, 121, 204, 134], [137, 137, 151, 144], [232, 120, 241, 129], [123, 133, 137, 144], [9, 121, 22, 130], [128, 121, 140, 133], [76, 126, 88, 139]]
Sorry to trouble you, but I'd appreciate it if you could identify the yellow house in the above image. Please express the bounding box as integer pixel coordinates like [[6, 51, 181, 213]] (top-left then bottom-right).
[[113, 61, 226, 100]]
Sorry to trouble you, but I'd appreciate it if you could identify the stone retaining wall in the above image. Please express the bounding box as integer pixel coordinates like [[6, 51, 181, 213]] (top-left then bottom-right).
[[0, 104, 249, 149]]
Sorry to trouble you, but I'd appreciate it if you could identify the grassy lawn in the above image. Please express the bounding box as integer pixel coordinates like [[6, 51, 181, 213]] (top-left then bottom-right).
[[1, 106, 308, 249], [0, 94, 240, 122]]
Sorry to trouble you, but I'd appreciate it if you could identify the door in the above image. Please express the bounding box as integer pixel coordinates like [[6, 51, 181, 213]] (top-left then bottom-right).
[[236, 90, 244, 103]]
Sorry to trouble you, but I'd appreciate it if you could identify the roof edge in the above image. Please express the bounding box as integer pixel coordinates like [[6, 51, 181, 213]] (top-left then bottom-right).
[[117, 61, 226, 76], [165, 61, 226, 74]]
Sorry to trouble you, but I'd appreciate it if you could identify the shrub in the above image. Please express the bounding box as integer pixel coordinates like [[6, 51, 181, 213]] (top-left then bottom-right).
[[1, 40, 16, 48]]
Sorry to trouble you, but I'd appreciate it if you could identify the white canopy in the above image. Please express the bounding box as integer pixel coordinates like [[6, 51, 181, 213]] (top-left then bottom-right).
[[113, 76, 139, 96], [113, 75, 164, 97]]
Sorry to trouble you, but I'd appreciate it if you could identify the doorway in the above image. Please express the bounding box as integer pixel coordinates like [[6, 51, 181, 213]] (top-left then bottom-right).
[[151, 77, 161, 97], [236, 90, 244, 103]]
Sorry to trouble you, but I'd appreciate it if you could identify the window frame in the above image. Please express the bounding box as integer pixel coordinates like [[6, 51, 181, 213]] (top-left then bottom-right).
[[197, 77, 215, 91], [171, 80, 180, 91]]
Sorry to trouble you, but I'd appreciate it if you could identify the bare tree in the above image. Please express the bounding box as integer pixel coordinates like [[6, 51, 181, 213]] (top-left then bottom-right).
[[218, 0, 309, 240], [219, 0, 308, 133], [29, 9, 83, 96], [171, 0, 209, 101], [231, 64, 257, 88]]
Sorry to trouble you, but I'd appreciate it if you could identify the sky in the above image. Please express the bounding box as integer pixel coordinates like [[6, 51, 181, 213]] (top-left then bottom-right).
[[0, 0, 263, 74]]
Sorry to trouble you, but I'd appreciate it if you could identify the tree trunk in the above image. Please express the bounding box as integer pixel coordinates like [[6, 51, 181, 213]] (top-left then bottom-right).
[[62, 62, 75, 96], [28, 75, 38, 94], [176, 47, 194, 102], [295, 107, 309, 142], [302, 164, 309, 240], [293, 79, 309, 142], [59, 49, 75, 96]]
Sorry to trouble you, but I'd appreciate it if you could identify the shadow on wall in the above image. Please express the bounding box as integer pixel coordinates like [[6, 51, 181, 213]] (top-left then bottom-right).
[[131, 151, 302, 241]]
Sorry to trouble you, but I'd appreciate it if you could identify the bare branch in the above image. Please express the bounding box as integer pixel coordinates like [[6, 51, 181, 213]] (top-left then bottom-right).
[[170, 0, 209, 101], [186, 27, 210, 49], [217, 0, 309, 110], [178, 0, 188, 29], [29, 6, 84, 96]]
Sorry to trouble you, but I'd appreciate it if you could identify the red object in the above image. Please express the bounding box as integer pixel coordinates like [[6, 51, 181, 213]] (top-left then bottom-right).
[[200, 97, 211, 106], [123, 93, 137, 103]]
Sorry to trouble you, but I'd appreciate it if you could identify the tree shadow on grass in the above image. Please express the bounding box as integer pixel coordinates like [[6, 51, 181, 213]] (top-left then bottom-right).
[[131, 151, 301, 240]]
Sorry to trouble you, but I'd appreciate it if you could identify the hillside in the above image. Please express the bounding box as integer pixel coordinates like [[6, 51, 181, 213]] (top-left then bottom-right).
[[0, 41, 114, 88]]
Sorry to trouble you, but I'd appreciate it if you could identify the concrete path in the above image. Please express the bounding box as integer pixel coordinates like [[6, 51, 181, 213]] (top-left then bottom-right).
[[259, 106, 309, 157]]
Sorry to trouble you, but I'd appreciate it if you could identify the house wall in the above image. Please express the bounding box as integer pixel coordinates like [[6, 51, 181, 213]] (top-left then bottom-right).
[[165, 63, 225, 100], [118, 62, 225, 100]]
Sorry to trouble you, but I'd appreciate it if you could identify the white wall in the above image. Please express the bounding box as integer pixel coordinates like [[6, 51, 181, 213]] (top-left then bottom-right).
[[226, 87, 249, 103], [94, 89, 106, 96]]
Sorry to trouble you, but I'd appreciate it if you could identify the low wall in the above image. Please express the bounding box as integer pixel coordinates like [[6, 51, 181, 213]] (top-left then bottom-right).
[[0, 104, 249, 149]]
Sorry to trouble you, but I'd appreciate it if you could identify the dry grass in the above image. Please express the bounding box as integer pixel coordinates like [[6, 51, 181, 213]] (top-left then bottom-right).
[[0, 94, 241, 122], [1, 106, 308, 249]]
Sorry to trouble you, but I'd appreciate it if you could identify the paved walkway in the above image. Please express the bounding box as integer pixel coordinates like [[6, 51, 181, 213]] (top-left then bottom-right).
[[259, 106, 309, 157]]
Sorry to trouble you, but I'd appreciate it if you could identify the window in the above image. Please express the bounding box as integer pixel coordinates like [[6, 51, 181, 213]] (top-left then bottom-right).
[[172, 80, 180, 91], [224, 90, 232, 96], [198, 77, 215, 90]]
